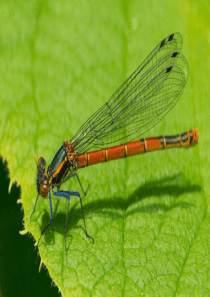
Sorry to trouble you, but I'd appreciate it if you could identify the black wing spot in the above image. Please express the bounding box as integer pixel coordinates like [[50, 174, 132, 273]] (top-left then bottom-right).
[[168, 34, 174, 41], [160, 38, 166, 48], [166, 66, 173, 73], [172, 51, 178, 58]]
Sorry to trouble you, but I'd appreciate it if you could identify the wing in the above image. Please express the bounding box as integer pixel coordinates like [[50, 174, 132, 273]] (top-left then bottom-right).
[[71, 33, 189, 153]]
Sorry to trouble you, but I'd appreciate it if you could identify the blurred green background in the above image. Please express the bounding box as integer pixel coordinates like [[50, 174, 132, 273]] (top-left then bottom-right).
[[0, 0, 209, 296]]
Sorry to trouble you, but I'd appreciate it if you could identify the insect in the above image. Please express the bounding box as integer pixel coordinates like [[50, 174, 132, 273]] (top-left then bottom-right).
[[31, 32, 199, 249]]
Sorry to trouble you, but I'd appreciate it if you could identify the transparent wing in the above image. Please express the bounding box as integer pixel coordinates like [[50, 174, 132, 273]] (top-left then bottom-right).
[[71, 33, 189, 153]]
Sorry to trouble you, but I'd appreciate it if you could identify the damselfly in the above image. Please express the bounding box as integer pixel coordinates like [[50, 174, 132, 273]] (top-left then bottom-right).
[[31, 32, 199, 249]]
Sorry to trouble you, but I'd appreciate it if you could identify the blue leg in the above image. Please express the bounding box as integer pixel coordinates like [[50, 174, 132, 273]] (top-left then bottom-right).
[[53, 190, 94, 249], [36, 191, 53, 246]]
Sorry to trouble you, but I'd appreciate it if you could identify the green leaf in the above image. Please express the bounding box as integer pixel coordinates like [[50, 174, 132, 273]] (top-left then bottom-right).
[[1, 0, 209, 296]]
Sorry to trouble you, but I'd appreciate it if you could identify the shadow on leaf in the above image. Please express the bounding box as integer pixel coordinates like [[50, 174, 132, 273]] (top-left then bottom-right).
[[39, 172, 201, 246]]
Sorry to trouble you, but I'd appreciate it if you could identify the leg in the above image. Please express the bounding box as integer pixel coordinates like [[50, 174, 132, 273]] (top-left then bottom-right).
[[35, 191, 53, 246], [75, 172, 90, 196], [62, 172, 90, 196], [30, 193, 39, 220], [53, 190, 94, 249]]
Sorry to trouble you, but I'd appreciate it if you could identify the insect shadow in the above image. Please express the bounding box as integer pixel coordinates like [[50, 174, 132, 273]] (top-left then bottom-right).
[[39, 172, 202, 247]]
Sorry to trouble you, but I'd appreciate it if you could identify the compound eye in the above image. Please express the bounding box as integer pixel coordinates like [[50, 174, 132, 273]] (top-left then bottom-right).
[[40, 184, 49, 198], [37, 157, 46, 172]]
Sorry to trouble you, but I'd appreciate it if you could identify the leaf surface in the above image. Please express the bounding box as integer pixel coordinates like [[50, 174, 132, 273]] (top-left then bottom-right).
[[0, 0, 209, 296]]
